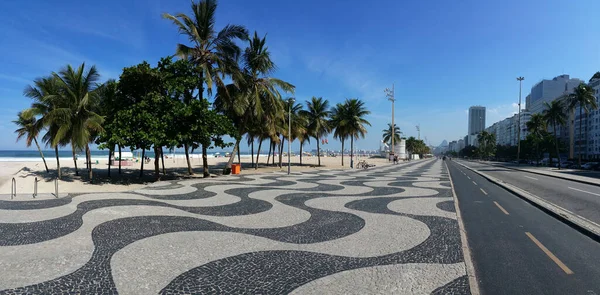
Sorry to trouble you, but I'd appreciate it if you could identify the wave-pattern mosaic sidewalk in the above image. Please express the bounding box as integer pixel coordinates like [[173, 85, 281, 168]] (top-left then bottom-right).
[[0, 159, 470, 294]]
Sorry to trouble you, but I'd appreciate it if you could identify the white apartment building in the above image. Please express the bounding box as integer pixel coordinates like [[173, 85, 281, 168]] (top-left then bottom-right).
[[577, 77, 600, 159], [528, 75, 583, 115]]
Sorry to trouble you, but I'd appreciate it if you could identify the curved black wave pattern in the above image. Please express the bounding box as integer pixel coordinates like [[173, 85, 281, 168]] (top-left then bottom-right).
[[431, 275, 469, 294], [436, 200, 456, 213], [0, 210, 366, 295], [0, 195, 74, 210]]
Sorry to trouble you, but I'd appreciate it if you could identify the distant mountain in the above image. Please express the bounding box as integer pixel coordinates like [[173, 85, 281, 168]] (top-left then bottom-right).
[[439, 140, 448, 147]]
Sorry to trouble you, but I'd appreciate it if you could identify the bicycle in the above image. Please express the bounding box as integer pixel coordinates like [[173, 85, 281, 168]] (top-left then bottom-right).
[[356, 160, 369, 170]]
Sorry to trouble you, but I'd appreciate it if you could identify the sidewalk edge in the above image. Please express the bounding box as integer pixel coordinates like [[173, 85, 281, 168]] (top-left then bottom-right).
[[456, 161, 600, 243], [485, 162, 600, 188], [445, 161, 480, 295]]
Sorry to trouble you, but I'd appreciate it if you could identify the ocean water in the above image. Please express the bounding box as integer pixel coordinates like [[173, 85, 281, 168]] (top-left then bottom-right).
[[0, 150, 267, 162]]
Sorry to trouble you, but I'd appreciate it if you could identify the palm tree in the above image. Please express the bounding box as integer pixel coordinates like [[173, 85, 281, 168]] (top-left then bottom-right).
[[163, 0, 249, 177], [300, 97, 331, 166], [343, 98, 371, 166], [542, 100, 567, 169], [278, 98, 305, 167], [382, 123, 401, 148], [23, 76, 66, 179], [50, 63, 104, 180], [565, 83, 598, 166], [13, 112, 49, 172], [214, 31, 294, 173], [329, 103, 348, 166], [526, 113, 546, 164]]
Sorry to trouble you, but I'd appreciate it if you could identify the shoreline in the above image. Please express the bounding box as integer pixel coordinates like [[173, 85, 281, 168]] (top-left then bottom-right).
[[0, 155, 392, 196]]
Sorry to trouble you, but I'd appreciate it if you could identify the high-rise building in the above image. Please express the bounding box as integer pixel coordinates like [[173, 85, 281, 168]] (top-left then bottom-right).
[[528, 74, 583, 114], [468, 106, 486, 136]]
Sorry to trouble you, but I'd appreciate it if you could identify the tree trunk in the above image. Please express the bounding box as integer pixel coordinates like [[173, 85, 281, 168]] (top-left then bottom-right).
[[279, 135, 284, 168], [579, 107, 583, 167], [107, 147, 112, 177], [351, 136, 354, 168], [341, 139, 344, 166], [86, 144, 92, 181], [272, 141, 276, 165], [266, 138, 272, 165], [237, 144, 241, 165], [161, 147, 166, 175], [554, 124, 561, 170], [300, 143, 303, 165], [251, 141, 254, 168], [585, 111, 589, 160], [71, 145, 78, 176], [202, 145, 209, 178], [184, 143, 193, 175], [255, 140, 262, 170], [118, 145, 122, 174], [140, 149, 146, 178], [154, 147, 160, 179], [224, 139, 240, 174], [34, 138, 49, 173], [55, 146, 61, 179], [316, 133, 321, 166]]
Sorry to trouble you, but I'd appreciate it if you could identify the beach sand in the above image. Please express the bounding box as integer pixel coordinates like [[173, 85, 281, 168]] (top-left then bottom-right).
[[0, 154, 392, 196]]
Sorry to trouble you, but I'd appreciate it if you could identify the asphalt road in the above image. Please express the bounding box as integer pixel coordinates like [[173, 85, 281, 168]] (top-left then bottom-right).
[[456, 160, 600, 225], [446, 160, 600, 295]]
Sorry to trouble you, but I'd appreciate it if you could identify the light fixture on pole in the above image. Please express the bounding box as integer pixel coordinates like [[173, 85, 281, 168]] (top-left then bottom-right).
[[385, 84, 395, 162], [517, 76, 524, 166], [287, 97, 295, 175]]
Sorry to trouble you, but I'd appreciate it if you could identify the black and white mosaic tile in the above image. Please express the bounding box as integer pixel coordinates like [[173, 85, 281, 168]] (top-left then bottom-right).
[[0, 159, 471, 294]]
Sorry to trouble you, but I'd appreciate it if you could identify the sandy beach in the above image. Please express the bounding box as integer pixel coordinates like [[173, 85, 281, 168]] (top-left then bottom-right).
[[0, 154, 392, 196]]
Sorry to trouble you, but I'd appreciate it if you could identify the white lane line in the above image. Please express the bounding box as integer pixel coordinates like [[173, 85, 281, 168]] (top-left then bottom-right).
[[467, 176, 471, 180], [480, 188, 488, 195], [524, 175, 538, 181], [472, 181, 477, 186], [568, 187, 600, 197]]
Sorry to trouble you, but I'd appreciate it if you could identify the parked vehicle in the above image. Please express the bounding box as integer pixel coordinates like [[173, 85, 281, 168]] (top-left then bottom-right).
[[582, 162, 599, 170]]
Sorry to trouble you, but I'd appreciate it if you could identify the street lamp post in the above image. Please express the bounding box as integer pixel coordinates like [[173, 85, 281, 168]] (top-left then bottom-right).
[[385, 84, 395, 162], [288, 98, 295, 175], [517, 77, 524, 166]]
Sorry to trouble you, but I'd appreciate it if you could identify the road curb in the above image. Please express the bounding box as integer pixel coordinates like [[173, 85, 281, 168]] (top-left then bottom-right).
[[445, 162, 481, 295], [483, 162, 600, 188], [455, 161, 600, 242]]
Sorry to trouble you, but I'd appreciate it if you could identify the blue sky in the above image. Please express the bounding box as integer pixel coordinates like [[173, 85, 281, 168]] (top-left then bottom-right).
[[1, 0, 600, 152]]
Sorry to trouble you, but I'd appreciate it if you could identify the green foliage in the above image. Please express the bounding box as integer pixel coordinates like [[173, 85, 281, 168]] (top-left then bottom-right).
[[406, 136, 430, 156], [382, 123, 401, 146], [476, 131, 496, 159]]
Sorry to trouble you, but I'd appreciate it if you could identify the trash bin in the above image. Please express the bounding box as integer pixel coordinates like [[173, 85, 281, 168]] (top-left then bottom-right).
[[231, 164, 241, 175]]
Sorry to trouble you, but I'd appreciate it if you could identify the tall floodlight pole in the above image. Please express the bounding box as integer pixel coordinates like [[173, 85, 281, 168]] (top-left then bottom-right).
[[416, 124, 420, 140], [517, 77, 524, 166], [385, 84, 395, 161], [288, 97, 295, 175]]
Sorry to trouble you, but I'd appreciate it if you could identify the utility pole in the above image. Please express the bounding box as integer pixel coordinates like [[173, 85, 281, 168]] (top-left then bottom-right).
[[517, 77, 524, 166], [416, 124, 420, 140], [385, 84, 395, 161]]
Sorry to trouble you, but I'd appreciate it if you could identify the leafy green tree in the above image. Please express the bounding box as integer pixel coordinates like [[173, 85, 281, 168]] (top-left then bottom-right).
[[96, 79, 122, 176], [163, 0, 248, 177], [382, 123, 401, 148], [542, 100, 567, 168], [114, 62, 165, 178], [565, 83, 598, 166], [300, 97, 331, 166], [477, 131, 496, 159], [14, 112, 49, 172]]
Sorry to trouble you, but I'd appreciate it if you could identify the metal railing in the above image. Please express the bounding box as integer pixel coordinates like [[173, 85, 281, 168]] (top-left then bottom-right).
[[32, 177, 38, 198], [11, 178, 16, 199]]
